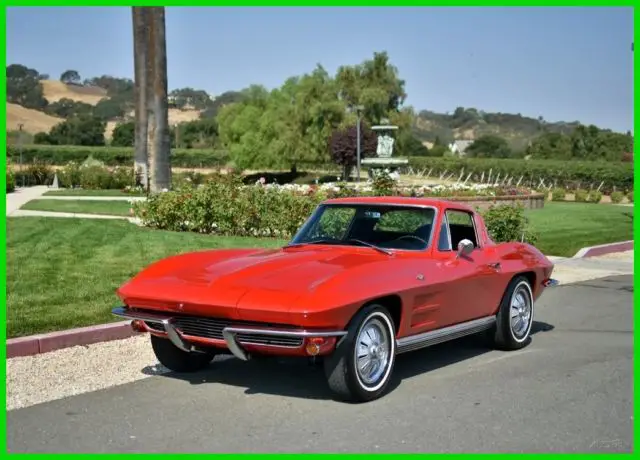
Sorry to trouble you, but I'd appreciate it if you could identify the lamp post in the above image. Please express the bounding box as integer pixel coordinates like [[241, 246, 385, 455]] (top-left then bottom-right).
[[18, 123, 24, 187], [348, 105, 365, 182]]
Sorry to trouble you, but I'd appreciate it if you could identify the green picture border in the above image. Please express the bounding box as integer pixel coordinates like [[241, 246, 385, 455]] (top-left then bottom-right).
[[2, 3, 636, 456]]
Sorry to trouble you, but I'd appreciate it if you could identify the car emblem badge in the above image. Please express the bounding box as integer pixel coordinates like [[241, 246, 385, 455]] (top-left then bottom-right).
[[178, 303, 184, 310], [416, 274, 425, 281]]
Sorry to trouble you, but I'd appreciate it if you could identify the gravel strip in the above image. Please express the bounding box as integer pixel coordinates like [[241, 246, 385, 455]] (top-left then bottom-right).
[[7, 335, 168, 411]]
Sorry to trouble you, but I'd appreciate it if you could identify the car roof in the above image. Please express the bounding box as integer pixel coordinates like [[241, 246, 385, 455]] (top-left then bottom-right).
[[321, 196, 476, 213]]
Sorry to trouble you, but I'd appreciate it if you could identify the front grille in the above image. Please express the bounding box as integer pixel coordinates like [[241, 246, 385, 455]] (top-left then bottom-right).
[[146, 321, 165, 332], [138, 311, 303, 348]]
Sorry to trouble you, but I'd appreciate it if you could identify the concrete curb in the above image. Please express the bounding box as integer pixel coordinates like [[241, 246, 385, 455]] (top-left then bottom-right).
[[6, 241, 634, 359], [7, 321, 140, 359], [573, 240, 634, 258]]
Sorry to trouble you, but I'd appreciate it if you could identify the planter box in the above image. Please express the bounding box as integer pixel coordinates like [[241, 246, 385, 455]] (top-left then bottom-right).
[[445, 193, 545, 210]]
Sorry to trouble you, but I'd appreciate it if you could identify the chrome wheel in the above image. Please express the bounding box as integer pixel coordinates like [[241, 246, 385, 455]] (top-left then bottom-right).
[[510, 285, 532, 340], [354, 317, 391, 388]]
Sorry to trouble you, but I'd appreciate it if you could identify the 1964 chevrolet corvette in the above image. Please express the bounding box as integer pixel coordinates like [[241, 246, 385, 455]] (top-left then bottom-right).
[[113, 196, 557, 402]]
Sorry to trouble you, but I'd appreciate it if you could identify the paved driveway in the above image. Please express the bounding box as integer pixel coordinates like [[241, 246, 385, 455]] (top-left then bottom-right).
[[7, 275, 633, 453]]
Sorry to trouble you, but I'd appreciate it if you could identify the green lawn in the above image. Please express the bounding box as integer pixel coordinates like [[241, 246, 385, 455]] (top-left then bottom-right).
[[6, 217, 285, 338], [43, 189, 145, 197], [7, 202, 633, 337], [21, 199, 133, 216], [525, 202, 633, 257]]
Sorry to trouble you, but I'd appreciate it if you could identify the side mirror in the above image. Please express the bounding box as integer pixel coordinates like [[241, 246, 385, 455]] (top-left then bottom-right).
[[457, 239, 474, 258]]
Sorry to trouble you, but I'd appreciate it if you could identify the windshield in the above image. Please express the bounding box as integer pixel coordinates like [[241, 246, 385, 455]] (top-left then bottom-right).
[[290, 204, 436, 251]]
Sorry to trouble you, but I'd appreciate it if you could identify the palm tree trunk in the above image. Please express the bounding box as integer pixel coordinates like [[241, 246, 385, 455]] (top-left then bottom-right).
[[132, 7, 149, 189]]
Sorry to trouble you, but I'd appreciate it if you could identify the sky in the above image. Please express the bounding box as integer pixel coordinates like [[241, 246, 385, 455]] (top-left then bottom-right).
[[6, 6, 634, 133]]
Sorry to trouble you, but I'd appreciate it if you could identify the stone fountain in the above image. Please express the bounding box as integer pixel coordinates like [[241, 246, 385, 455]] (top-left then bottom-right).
[[361, 119, 408, 179]]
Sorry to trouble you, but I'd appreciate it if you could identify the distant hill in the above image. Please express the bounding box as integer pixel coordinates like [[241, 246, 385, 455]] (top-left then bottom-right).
[[7, 79, 201, 138], [40, 80, 107, 105], [7, 102, 63, 135], [413, 108, 582, 151]]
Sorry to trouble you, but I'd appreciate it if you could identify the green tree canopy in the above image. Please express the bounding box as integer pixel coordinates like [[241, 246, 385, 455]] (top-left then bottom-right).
[[60, 70, 81, 85], [6, 64, 48, 110], [466, 135, 513, 158], [217, 52, 413, 170]]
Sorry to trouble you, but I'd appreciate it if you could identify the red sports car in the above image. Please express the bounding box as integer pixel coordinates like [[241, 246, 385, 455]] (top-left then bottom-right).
[[113, 196, 557, 402]]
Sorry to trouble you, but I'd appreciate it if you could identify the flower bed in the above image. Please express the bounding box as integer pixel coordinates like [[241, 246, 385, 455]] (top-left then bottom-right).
[[132, 174, 540, 241]]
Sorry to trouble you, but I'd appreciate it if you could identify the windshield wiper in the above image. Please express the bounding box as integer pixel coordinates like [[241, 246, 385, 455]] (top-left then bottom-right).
[[347, 239, 393, 256], [283, 239, 335, 249]]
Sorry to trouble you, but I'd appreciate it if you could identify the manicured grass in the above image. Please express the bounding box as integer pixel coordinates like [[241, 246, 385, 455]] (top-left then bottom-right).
[[525, 202, 633, 257], [43, 189, 145, 197], [7, 202, 632, 336], [21, 199, 133, 216], [6, 218, 286, 338]]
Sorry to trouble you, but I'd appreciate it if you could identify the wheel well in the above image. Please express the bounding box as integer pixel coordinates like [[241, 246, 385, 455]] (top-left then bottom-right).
[[363, 295, 402, 333], [517, 271, 537, 289]]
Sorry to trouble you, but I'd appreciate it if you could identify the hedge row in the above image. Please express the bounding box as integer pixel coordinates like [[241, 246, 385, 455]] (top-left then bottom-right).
[[6, 145, 633, 192], [132, 175, 536, 244], [406, 157, 633, 193], [6, 145, 228, 168]]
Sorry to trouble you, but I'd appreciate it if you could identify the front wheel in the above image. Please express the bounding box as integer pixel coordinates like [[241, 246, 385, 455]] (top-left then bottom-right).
[[324, 304, 397, 402], [151, 335, 217, 373], [490, 276, 535, 350]]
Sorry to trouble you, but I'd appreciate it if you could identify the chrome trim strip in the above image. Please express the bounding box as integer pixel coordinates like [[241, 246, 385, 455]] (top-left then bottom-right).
[[162, 319, 191, 353], [396, 315, 496, 354], [112, 306, 172, 323], [221, 326, 348, 362], [222, 327, 348, 338], [221, 329, 251, 361]]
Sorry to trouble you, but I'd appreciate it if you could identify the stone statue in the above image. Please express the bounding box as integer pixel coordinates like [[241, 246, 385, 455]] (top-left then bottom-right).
[[376, 133, 395, 158]]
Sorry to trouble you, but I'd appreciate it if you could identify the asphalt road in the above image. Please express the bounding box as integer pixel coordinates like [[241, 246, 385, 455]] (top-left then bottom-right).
[[7, 275, 633, 453]]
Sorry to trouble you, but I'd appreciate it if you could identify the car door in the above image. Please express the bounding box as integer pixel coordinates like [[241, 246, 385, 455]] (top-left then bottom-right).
[[431, 208, 504, 326]]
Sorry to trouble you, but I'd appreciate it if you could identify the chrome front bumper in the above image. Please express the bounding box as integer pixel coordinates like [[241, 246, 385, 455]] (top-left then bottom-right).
[[112, 306, 347, 361]]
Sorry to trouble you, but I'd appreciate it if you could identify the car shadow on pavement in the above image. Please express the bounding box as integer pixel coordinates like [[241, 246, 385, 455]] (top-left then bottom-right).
[[144, 320, 555, 402]]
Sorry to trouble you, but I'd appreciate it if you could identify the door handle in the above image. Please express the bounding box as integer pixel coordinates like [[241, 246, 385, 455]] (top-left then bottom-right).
[[487, 262, 501, 270]]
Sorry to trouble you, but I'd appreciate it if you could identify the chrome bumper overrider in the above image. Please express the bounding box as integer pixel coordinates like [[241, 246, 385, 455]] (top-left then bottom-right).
[[112, 306, 347, 361]]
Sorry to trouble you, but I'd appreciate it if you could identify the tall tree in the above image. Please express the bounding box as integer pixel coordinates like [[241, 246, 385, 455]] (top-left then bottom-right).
[[132, 7, 149, 188], [60, 70, 81, 85], [132, 7, 171, 192]]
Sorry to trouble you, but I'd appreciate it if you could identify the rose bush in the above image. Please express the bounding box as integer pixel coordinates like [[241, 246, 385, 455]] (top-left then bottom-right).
[[132, 177, 537, 243]]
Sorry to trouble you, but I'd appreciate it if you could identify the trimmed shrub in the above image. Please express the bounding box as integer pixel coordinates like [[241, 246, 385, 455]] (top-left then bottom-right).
[[574, 189, 588, 202], [610, 191, 624, 204], [588, 190, 603, 204], [481, 204, 537, 245], [6, 170, 15, 193], [56, 163, 135, 189], [133, 181, 538, 244], [13, 161, 54, 187], [551, 188, 566, 201]]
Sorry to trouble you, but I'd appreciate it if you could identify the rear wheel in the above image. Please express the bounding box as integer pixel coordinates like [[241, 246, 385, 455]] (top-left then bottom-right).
[[490, 276, 534, 350], [151, 335, 217, 372], [324, 304, 396, 402]]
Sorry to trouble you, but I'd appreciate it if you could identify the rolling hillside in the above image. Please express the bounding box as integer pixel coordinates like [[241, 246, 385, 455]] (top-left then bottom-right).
[[7, 103, 63, 134], [9, 80, 202, 138], [413, 109, 582, 150], [40, 80, 107, 105]]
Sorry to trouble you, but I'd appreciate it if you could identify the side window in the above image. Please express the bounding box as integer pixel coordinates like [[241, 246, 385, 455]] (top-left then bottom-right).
[[437, 213, 452, 251], [309, 207, 355, 240], [445, 210, 478, 249]]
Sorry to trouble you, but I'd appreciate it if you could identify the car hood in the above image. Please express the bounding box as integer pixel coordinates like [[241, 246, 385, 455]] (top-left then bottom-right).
[[117, 245, 389, 319]]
